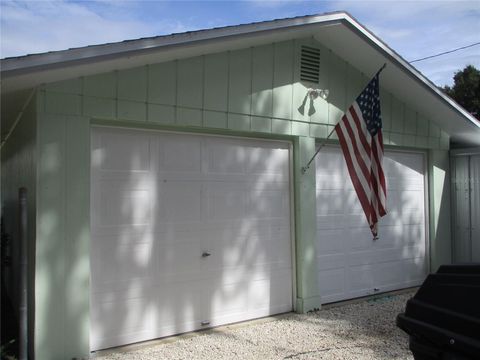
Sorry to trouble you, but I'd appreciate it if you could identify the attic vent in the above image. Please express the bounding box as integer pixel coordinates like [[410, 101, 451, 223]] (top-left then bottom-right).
[[300, 46, 320, 83]]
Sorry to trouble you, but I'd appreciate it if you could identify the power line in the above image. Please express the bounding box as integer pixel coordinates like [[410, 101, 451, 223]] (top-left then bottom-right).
[[410, 42, 480, 63]]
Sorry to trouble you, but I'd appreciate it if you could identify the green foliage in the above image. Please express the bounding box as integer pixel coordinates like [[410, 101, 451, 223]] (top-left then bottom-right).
[[442, 65, 480, 119]]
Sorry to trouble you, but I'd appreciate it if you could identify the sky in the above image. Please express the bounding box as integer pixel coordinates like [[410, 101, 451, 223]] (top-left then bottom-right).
[[1, 0, 479, 87]]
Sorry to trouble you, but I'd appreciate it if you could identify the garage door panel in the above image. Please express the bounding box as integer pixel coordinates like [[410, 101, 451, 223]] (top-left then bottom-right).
[[403, 258, 427, 281], [101, 135, 151, 172], [349, 231, 375, 252], [244, 234, 291, 266], [155, 242, 203, 276], [158, 135, 203, 172], [91, 129, 293, 350], [158, 182, 203, 222], [316, 215, 348, 230], [399, 189, 424, 208], [317, 268, 346, 301], [100, 188, 152, 227], [91, 296, 156, 350], [205, 236, 248, 270], [316, 147, 427, 304], [246, 146, 289, 177], [400, 209, 425, 226], [384, 152, 424, 176], [248, 190, 290, 219], [207, 143, 247, 174], [374, 261, 404, 287], [347, 264, 374, 291], [316, 190, 346, 215], [91, 239, 153, 289], [404, 225, 426, 245], [248, 270, 293, 310], [206, 183, 247, 221], [316, 229, 346, 254], [208, 282, 249, 319], [317, 253, 346, 271]]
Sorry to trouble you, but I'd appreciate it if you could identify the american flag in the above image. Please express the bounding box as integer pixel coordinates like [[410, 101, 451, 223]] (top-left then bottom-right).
[[334, 72, 387, 238]]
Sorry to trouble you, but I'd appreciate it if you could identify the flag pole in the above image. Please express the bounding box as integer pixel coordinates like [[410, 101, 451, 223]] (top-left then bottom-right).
[[301, 63, 387, 175], [301, 127, 336, 174]]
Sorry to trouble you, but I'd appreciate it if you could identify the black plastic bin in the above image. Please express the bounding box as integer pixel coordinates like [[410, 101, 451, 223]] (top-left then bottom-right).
[[396, 264, 480, 360]]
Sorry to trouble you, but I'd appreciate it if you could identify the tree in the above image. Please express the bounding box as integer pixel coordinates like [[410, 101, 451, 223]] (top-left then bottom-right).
[[442, 65, 480, 119]]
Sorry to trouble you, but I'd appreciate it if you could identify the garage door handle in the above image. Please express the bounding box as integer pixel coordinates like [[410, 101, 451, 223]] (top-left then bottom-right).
[[202, 252, 211, 257]]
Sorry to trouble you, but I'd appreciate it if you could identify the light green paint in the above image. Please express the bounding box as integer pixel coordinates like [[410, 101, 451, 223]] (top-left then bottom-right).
[[203, 110, 227, 129], [27, 37, 451, 359], [428, 149, 453, 271], [35, 113, 90, 360], [252, 45, 274, 117], [204, 53, 229, 112], [148, 61, 176, 105], [148, 104, 175, 124], [273, 41, 294, 120], [118, 67, 147, 102], [294, 137, 321, 312]]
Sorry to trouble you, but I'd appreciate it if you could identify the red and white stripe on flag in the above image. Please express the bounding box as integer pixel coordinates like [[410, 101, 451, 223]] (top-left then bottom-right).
[[334, 95, 387, 238]]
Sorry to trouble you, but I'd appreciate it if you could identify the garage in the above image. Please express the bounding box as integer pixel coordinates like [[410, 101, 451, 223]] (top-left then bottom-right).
[[90, 127, 294, 350], [315, 146, 427, 303]]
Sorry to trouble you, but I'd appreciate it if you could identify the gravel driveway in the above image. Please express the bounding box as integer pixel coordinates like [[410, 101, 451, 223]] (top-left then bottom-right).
[[93, 291, 414, 360]]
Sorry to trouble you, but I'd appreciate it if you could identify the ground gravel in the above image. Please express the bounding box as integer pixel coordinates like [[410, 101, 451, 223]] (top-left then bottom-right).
[[93, 291, 414, 360]]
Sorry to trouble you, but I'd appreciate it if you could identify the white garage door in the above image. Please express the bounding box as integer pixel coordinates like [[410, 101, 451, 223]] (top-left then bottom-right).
[[90, 128, 293, 350], [315, 146, 427, 304]]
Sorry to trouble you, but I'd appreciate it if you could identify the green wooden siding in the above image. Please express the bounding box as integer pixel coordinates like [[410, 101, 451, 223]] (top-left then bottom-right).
[[40, 39, 449, 149]]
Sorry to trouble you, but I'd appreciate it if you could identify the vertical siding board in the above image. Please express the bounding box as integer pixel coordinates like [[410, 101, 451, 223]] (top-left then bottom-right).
[[45, 92, 81, 116], [84, 72, 116, 99], [148, 61, 177, 105], [228, 48, 252, 114], [273, 41, 294, 120], [46, 78, 82, 94], [118, 67, 147, 102], [177, 56, 204, 109], [83, 97, 116, 119], [117, 100, 147, 122], [391, 97, 405, 133], [327, 53, 347, 126], [404, 106, 417, 134], [148, 104, 175, 124], [36, 114, 67, 359], [252, 45, 274, 117], [204, 52, 229, 112], [64, 115, 90, 357], [417, 114, 429, 136], [346, 64, 362, 106], [380, 89, 392, 131], [429, 120, 441, 138]]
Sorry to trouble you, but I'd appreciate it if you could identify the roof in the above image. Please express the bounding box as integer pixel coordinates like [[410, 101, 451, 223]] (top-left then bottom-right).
[[2, 11, 479, 146]]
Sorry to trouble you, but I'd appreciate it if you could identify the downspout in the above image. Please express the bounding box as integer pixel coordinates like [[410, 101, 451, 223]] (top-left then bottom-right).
[[18, 187, 28, 360]]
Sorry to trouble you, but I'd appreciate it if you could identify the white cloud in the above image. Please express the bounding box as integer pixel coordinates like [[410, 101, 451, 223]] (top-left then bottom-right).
[[0, 0, 187, 58], [325, 0, 480, 85]]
